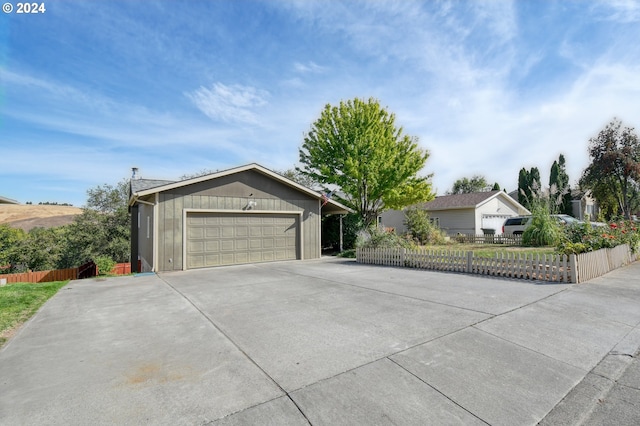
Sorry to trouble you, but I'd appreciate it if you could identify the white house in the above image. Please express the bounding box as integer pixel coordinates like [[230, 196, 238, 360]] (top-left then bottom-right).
[[380, 190, 530, 236]]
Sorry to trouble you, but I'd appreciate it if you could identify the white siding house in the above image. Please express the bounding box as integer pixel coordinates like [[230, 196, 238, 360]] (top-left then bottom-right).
[[380, 190, 530, 236]]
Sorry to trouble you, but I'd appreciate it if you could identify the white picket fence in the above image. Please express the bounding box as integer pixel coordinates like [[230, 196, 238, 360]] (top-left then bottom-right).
[[574, 244, 638, 283], [356, 244, 638, 283]]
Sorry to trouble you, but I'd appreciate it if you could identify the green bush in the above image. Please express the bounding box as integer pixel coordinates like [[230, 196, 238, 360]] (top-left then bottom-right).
[[404, 207, 447, 245], [357, 229, 416, 250], [558, 220, 640, 254], [94, 256, 116, 276], [522, 202, 562, 247]]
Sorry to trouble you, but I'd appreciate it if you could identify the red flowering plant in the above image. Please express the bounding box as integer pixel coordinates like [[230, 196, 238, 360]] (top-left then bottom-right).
[[557, 219, 640, 255]]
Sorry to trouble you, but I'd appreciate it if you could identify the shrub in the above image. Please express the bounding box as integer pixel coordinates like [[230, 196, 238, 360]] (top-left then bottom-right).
[[356, 228, 416, 250], [557, 220, 640, 254], [94, 256, 116, 276], [404, 207, 447, 245], [522, 199, 562, 247]]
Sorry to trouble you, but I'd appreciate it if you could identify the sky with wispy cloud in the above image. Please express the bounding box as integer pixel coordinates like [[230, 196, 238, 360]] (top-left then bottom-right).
[[1, 0, 640, 206]]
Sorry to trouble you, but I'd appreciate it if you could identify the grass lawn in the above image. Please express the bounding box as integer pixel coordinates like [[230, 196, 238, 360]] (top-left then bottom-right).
[[421, 243, 557, 258], [0, 280, 69, 348]]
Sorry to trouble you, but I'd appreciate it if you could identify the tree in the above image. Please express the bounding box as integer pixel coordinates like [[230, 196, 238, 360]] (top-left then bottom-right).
[[12, 227, 68, 272], [0, 224, 26, 272], [492, 182, 501, 191], [580, 119, 640, 219], [404, 207, 446, 245], [277, 168, 318, 189], [518, 166, 541, 210], [449, 175, 489, 194], [549, 154, 572, 215], [298, 97, 434, 229], [60, 180, 131, 267]]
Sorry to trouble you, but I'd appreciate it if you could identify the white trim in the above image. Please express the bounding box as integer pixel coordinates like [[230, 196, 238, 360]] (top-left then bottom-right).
[[181, 208, 304, 271], [135, 198, 155, 206], [130, 163, 351, 213]]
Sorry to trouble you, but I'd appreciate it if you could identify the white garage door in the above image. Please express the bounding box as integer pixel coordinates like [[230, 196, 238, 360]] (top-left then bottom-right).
[[186, 213, 299, 269]]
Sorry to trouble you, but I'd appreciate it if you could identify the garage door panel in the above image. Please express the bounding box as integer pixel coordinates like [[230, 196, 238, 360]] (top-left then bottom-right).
[[204, 240, 219, 251], [189, 217, 204, 225], [186, 213, 298, 269], [188, 227, 204, 239], [204, 217, 219, 225], [189, 241, 204, 253], [236, 226, 248, 237], [204, 228, 220, 238], [262, 239, 274, 249]]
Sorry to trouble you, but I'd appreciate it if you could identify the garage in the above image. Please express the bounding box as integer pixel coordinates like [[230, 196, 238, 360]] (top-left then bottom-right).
[[129, 164, 351, 272], [186, 212, 300, 268]]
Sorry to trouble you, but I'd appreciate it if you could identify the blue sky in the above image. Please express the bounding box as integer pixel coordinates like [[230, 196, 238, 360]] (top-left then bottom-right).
[[1, 0, 640, 206]]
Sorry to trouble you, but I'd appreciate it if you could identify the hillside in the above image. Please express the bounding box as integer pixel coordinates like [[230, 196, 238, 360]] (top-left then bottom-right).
[[0, 205, 84, 231]]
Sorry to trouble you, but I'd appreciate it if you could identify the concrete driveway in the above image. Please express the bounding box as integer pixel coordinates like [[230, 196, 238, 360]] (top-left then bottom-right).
[[1, 258, 639, 425]]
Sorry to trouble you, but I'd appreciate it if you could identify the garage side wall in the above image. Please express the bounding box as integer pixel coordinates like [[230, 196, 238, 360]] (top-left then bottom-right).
[[156, 173, 320, 271], [137, 202, 154, 272]]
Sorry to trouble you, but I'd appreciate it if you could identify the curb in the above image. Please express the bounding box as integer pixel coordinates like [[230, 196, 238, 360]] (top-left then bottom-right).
[[539, 328, 640, 425]]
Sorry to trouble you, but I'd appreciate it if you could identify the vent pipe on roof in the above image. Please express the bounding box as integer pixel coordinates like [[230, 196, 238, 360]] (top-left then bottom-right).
[[132, 167, 139, 179]]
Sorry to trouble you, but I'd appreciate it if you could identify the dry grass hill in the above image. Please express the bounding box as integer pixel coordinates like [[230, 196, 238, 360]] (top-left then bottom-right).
[[0, 205, 84, 231]]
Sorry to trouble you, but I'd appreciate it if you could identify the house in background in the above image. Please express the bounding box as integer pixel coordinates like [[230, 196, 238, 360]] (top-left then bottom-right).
[[128, 163, 350, 272], [380, 190, 530, 236], [571, 190, 599, 221]]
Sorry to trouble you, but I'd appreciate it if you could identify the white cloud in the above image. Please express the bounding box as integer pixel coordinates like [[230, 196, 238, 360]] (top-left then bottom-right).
[[186, 83, 269, 125], [293, 61, 326, 74]]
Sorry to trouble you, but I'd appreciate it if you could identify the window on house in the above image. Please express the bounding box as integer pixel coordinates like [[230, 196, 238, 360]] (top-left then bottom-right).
[[430, 217, 440, 227]]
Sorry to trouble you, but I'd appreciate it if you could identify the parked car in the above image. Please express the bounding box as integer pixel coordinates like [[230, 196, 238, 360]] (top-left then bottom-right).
[[502, 216, 531, 235], [502, 214, 594, 235]]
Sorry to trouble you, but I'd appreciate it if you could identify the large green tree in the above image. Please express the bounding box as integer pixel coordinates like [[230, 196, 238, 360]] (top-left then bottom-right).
[[60, 180, 131, 267], [549, 154, 572, 215], [298, 97, 434, 228], [518, 166, 541, 210], [580, 119, 640, 219], [449, 175, 488, 194]]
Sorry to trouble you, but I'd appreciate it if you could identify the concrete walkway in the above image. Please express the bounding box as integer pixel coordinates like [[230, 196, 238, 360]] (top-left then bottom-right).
[[1, 258, 639, 425]]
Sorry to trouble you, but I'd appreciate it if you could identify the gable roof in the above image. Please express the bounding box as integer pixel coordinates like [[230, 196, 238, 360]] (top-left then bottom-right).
[[423, 190, 530, 214], [129, 163, 352, 214], [130, 179, 176, 194]]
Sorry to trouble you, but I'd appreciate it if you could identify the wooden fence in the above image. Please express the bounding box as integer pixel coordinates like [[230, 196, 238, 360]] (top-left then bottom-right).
[[0, 262, 138, 284], [358, 245, 640, 283], [357, 247, 574, 282], [573, 244, 637, 283]]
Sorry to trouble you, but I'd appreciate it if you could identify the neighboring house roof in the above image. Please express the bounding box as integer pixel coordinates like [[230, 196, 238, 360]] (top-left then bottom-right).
[[129, 163, 352, 214], [423, 190, 530, 214], [0, 196, 19, 204]]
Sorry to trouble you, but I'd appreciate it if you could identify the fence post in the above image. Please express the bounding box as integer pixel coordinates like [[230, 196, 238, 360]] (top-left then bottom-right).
[[569, 254, 578, 283], [466, 251, 473, 274]]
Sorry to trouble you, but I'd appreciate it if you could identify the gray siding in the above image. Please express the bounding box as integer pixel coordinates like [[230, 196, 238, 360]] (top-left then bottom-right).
[[137, 202, 154, 272], [156, 171, 320, 271], [431, 209, 476, 235]]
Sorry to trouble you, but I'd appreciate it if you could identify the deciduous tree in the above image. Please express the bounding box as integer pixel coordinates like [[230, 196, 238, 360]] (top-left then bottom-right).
[[580, 119, 640, 219], [449, 175, 488, 194], [298, 97, 434, 228]]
